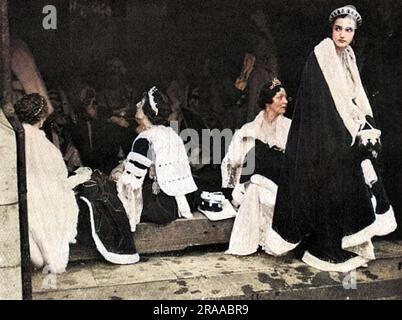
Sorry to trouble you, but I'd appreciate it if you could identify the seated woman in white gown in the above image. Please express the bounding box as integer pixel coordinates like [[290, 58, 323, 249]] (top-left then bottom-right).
[[222, 79, 291, 256], [14, 93, 92, 274]]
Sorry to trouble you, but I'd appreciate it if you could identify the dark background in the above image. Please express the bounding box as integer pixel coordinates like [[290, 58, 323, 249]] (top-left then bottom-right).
[[8, 0, 402, 237]]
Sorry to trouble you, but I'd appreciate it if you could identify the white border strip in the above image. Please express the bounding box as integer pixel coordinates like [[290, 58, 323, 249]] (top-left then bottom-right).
[[80, 197, 140, 265], [342, 206, 397, 249], [265, 228, 300, 256], [302, 251, 368, 273], [127, 151, 152, 167], [125, 162, 147, 177]]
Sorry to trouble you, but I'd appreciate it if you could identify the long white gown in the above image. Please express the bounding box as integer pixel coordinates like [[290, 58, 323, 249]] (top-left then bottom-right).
[[24, 123, 89, 273], [222, 111, 291, 256]]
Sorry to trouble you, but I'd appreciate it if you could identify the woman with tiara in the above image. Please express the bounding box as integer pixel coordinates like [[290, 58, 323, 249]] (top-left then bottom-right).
[[265, 5, 397, 272]]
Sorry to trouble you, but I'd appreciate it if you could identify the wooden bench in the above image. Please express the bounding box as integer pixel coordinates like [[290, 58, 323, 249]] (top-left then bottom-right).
[[70, 212, 234, 261]]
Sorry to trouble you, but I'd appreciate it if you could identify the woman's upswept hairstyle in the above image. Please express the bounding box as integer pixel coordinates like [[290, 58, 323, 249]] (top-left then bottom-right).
[[14, 93, 48, 125], [258, 78, 285, 109], [139, 88, 171, 126]]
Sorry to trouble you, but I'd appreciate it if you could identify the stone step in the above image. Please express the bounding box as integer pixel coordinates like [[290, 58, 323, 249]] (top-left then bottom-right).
[[32, 241, 402, 300]]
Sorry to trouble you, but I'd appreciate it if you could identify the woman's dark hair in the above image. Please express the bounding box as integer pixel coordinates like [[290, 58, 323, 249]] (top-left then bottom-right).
[[258, 81, 285, 109], [14, 93, 48, 125], [141, 89, 171, 126]]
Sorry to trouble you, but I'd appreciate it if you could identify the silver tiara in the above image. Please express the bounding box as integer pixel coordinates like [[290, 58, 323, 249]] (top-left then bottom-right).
[[147, 86, 159, 116], [32, 96, 46, 117], [329, 5, 362, 27], [135, 86, 159, 116]]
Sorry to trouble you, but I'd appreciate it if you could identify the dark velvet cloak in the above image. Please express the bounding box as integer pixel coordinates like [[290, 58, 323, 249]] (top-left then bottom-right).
[[240, 139, 284, 185], [76, 171, 139, 264], [271, 52, 394, 265]]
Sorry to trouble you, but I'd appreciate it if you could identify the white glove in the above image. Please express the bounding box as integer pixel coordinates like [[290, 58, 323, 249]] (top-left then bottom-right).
[[74, 166, 92, 176], [67, 167, 93, 189], [231, 183, 246, 208]]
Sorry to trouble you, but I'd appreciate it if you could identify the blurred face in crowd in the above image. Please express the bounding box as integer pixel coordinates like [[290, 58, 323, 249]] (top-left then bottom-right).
[[86, 101, 98, 119], [332, 16, 356, 52]]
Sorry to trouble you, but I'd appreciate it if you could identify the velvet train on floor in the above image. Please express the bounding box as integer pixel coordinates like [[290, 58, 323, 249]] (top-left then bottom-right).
[[77, 171, 139, 265]]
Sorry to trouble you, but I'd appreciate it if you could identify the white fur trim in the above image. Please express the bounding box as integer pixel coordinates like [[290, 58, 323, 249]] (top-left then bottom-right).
[[264, 228, 299, 256], [124, 162, 147, 177], [127, 151, 153, 168], [361, 159, 377, 187], [314, 38, 373, 145], [250, 174, 278, 192], [302, 251, 368, 273], [80, 197, 140, 265], [120, 171, 143, 190], [346, 240, 375, 261], [241, 112, 291, 150], [342, 206, 397, 249]]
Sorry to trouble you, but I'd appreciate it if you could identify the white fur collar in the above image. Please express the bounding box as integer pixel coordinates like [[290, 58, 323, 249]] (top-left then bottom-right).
[[242, 111, 291, 150], [314, 38, 373, 145]]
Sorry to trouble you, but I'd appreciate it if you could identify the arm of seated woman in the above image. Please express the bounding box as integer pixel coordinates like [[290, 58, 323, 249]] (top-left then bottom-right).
[[121, 151, 152, 189], [121, 138, 153, 190]]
